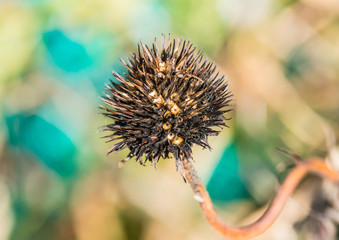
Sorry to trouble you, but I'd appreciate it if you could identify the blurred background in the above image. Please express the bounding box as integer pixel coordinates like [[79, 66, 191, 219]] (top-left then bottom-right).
[[1, 0, 339, 239]]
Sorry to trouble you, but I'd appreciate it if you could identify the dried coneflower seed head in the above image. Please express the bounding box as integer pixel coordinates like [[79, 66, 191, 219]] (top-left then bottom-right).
[[101, 35, 232, 169]]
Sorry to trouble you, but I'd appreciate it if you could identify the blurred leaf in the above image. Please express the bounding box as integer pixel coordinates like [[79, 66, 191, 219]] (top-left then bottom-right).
[[10, 198, 75, 240], [207, 141, 250, 203], [284, 47, 311, 79], [5, 113, 77, 178], [118, 207, 148, 240], [43, 30, 92, 72]]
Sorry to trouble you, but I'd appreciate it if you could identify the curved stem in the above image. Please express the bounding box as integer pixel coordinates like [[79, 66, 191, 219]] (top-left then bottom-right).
[[182, 158, 339, 240]]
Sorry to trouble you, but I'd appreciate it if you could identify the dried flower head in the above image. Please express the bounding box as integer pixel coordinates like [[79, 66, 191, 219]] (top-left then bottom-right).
[[101, 35, 232, 169]]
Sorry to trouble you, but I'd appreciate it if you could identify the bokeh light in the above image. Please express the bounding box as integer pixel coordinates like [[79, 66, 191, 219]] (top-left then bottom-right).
[[1, 0, 339, 239]]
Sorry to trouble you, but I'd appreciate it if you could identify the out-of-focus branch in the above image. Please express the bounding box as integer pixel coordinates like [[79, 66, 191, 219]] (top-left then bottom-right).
[[182, 157, 339, 240]]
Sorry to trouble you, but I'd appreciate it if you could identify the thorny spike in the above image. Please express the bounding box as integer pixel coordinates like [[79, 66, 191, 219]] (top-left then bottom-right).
[[101, 35, 232, 167]]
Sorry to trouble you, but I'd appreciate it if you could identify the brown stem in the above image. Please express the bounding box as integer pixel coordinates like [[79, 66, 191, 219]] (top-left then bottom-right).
[[182, 158, 339, 240]]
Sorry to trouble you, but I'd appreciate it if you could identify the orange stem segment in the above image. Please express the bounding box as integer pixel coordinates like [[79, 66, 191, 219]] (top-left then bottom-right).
[[182, 158, 339, 240]]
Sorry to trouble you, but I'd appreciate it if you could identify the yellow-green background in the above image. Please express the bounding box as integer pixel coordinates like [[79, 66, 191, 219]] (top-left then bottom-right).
[[1, 0, 339, 239]]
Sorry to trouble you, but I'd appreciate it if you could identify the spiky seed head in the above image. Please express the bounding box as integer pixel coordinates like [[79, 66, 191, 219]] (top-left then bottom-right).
[[101, 35, 232, 168]]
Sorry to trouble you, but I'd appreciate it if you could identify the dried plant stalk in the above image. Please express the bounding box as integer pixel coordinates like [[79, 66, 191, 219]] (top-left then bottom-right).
[[100, 36, 339, 239], [182, 157, 339, 240]]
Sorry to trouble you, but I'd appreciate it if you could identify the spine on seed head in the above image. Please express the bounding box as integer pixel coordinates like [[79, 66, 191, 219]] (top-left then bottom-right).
[[101, 35, 232, 168]]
